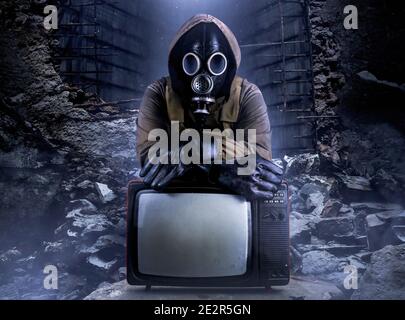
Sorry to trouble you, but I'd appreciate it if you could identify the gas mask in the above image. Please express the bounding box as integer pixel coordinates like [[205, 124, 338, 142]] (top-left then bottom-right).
[[169, 22, 237, 129]]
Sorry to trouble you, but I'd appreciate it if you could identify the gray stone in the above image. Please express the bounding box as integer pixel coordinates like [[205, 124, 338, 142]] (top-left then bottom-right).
[[43, 241, 64, 254], [375, 210, 405, 222], [80, 234, 125, 254], [283, 153, 320, 177], [352, 244, 405, 299], [66, 213, 113, 237], [323, 244, 365, 256], [339, 204, 354, 215], [67, 199, 97, 215], [321, 199, 343, 217], [301, 250, 340, 275], [296, 244, 364, 257], [316, 216, 355, 241], [290, 215, 312, 244], [335, 174, 372, 191], [77, 180, 94, 190], [299, 182, 328, 197], [290, 245, 303, 273], [392, 226, 405, 242], [366, 211, 405, 251], [371, 169, 403, 204], [95, 182, 116, 203], [305, 191, 325, 215], [65, 199, 113, 237], [351, 202, 403, 213], [118, 267, 127, 280], [87, 254, 118, 272]]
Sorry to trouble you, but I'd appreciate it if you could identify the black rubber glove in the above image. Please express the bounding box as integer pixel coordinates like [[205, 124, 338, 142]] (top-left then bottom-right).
[[216, 155, 284, 200], [139, 150, 190, 189]]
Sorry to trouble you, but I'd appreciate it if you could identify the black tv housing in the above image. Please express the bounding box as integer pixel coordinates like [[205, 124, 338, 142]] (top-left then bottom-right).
[[127, 180, 290, 288]]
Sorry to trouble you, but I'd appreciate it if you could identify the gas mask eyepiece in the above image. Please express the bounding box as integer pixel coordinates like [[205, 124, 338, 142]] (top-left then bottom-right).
[[182, 52, 200, 76], [207, 52, 228, 76]]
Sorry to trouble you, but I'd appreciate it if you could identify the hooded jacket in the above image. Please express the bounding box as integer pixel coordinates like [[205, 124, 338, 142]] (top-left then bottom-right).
[[136, 14, 272, 166]]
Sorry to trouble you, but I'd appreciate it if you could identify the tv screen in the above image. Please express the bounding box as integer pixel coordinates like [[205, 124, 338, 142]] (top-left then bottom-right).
[[136, 192, 251, 278]]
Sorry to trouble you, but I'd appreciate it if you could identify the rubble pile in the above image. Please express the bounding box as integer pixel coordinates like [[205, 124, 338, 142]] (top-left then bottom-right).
[[0, 0, 137, 299], [285, 153, 405, 299], [309, 0, 405, 201]]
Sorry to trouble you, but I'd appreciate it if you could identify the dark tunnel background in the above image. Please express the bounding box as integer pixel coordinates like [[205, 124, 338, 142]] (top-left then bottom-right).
[[57, 0, 315, 158]]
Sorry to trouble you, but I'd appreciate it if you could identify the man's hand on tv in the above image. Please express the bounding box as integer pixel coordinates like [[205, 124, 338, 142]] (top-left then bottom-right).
[[139, 150, 189, 189], [217, 155, 284, 200]]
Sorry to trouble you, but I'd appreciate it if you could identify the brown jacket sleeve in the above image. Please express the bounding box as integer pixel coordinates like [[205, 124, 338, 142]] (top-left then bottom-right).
[[136, 78, 272, 166], [235, 80, 272, 160], [136, 79, 169, 166]]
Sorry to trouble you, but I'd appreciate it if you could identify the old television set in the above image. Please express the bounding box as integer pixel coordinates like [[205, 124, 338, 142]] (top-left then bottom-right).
[[126, 180, 290, 288]]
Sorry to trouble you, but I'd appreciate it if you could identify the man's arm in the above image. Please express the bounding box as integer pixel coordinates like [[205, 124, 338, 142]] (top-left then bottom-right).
[[136, 79, 169, 167], [212, 80, 282, 200], [235, 80, 272, 160], [215, 80, 272, 161], [136, 79, 191, 189]]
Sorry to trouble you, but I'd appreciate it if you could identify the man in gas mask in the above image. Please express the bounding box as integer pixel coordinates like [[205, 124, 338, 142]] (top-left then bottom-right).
[[136, 14, 283, 200]]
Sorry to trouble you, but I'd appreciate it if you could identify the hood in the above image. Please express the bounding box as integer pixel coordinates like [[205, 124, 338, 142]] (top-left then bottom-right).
[[168, 14, 241, 70]]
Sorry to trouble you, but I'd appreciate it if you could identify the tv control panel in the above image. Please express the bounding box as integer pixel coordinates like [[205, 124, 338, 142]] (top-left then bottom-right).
[[257, 183, 290, 284], [259, 185, 288, 221]]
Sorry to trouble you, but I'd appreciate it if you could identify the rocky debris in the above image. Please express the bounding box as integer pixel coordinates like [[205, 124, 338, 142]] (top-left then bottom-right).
[[95, 182, 116, 203], [87, 255, 118, 272], [315, 216, 355, 241], [350, 202, 403, 212], [290, 214, 312, 244], [290, 245, 303, 273], [370, 169, 404, 204], [334, 174, 378, 202], [305, 190, 325, 216], [293, 182, 328, 215], [352, 244, 405, 300], [297, 244, 365, 257], [286, 152, 404, 297], [283, 153, 320, 177], [366, 210, 405, 251], [65, 207, 113, 237], [301, 250, 340, 275], [321, 199, 343, 217], [310, 0, 405, 210], [335, 174, 372, 192], [0, 0, 136, 299]]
